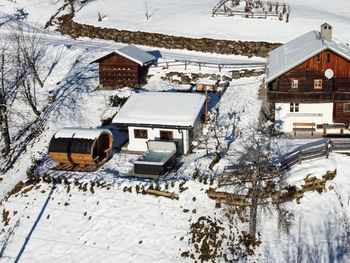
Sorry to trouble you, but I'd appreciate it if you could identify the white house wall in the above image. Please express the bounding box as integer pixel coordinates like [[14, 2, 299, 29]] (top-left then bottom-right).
[[127, 127, 190, 154], [275, 103, 334, 132]]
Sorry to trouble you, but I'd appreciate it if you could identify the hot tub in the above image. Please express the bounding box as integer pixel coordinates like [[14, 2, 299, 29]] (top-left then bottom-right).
[[134, 141, 177, 175]]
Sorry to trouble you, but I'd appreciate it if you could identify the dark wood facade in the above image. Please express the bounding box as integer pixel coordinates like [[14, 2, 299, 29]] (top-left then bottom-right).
[[96, 53, 150, 88], [267, 49, 350, 123]]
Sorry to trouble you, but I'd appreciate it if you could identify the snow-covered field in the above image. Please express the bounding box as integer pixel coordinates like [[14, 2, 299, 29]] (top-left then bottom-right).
[[73, 0, 350, 43], [2, 0, 350, 43], [0, 0, 350, 262]]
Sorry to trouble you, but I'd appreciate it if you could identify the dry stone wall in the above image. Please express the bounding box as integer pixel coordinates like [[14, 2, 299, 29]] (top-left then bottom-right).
[[55, 12, 281, 58]]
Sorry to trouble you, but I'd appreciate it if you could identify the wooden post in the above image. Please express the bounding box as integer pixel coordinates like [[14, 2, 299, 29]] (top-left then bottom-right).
[[326, 142, 329, 158], [298, 151, 302, 164], [166, 62, 169, 69], [218, 65, 222, 72], [184, 61, 187, 70], [198, 62, 201, 71], [205, 87, 208, 124]]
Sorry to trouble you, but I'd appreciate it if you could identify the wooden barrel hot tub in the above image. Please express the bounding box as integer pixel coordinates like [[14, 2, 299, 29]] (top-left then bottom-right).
[[48, 128, 113, 170]]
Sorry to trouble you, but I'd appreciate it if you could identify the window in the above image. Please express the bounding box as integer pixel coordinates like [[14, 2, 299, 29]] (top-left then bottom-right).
[[134, 129, 148, 139], [313, 79, 323, 89], [344, 104, 350, 113], [290, 79, 299, 89], [316, 54, 321, 63], [326, 53, 331, 63], [290, 103, 299, 112], [159, 130, 174, 140]]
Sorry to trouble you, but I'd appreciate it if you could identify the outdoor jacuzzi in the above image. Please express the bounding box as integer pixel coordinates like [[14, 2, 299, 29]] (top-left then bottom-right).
[[134, 141, 177, 176]]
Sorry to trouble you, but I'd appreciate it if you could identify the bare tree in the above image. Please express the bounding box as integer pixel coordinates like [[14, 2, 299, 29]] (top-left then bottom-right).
[[205, 106, 239, 170], [0, 37, 21, 156], [224, 131, 293, 243], [11, 22, 46, 116], [0, 42, 12, 156], [144, 0, 157, 20]]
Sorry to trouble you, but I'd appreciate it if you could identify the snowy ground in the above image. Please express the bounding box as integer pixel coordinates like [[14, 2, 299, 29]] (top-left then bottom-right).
[[260, 153, 350, 262], [0, 1, 350, 262]]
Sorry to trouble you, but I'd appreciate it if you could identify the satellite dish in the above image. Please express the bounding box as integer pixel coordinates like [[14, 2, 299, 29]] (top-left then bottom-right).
[[325, 69, 334, 79]]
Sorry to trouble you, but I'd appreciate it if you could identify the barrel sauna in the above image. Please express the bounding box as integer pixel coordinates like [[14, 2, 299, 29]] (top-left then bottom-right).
[[49, 128, 113, 168]]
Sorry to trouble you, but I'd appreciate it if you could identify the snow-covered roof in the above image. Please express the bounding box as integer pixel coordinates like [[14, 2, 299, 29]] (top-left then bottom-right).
[[196, 79, 218, 85], [54, 128, 112, 140], [92, 45, 155, 66], [266, 30, 350, 83], [113, 92, 206, 127]]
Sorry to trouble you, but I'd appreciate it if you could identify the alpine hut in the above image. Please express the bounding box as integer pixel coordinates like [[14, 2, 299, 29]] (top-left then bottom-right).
[[48, 128, 113, 171], [92, 45, 156, 89], [266, 23, 350, 136]]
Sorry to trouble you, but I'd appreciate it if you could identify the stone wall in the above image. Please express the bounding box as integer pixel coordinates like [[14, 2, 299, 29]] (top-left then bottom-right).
[[55, 11, 281, 58]]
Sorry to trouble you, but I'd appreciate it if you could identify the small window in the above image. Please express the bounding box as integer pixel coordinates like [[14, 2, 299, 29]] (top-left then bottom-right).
[[290, 103, 299, 113], [344, 104, 350, 113], [316, 54, 321, 63], [134, 129, 148, 139], [290, 79, 298, 89], [326, 53, 331, 63], [159, 130, 173, 140], [314, 79, 323, 89]]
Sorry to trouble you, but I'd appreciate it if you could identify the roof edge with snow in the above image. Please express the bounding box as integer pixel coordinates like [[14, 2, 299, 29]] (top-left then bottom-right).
[[91, 45, 155, 66], [266, 30, 350, 83]]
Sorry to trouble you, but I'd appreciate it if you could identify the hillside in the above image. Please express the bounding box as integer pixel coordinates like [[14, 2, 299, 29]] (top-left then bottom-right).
[[0, 0, 350, 262]]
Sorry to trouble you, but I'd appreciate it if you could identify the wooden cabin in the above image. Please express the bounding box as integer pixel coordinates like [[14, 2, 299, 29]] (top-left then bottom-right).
[[92, 45, 155, 89], [48, 128, 113, 171], [266, 23, 350, 135]]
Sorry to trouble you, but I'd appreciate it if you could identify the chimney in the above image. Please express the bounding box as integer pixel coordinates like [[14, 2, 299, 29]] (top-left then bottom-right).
[[321, 23, 332, 41]]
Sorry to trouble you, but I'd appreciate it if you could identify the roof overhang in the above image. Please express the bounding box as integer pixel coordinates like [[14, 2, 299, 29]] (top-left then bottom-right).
[[113, 122, 193, 130]]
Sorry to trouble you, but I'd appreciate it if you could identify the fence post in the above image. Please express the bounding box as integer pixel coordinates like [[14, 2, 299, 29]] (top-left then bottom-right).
[[184, 61, 187, 70], [326, 142, 329, 159], [298, 151, 302, 164]]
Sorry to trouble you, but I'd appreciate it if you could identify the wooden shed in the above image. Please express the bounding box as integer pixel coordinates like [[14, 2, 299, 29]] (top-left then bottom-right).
[[195, 79, 218, 92], [92, 45, 156, 89], [48, 128, 113, 171]]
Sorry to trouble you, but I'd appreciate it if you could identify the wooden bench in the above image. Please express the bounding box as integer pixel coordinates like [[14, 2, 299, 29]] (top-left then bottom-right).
[[293, 122, 316, 136], [322, 123, 346, 136]]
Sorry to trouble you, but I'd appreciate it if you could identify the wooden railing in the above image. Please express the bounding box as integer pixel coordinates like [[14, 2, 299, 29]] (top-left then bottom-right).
[[267, 90, 350, 102], [155, 59, 266, 71], [280, 139, 350, 170], [219, 139, 350, 187], [267, 91, 333, 102]]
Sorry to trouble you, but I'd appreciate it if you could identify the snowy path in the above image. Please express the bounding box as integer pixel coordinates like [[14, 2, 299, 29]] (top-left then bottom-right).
[[0, 14, 266, 67]]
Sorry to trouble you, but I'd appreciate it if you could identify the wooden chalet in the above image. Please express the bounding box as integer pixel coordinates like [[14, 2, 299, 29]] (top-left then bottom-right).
[[92, 45, 155, 89], [265, 23, 350, 135]]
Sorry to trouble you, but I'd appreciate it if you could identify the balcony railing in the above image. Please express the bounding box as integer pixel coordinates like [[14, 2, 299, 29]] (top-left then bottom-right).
[[267, 91, 333, 102]]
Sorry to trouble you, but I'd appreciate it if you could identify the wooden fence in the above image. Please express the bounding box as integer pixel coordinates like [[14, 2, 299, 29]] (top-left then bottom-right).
[[212, 0, 290, 22], [219, 139, 350, 187], [155, 59, 266, 71], [281, 139, 350, 170]]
